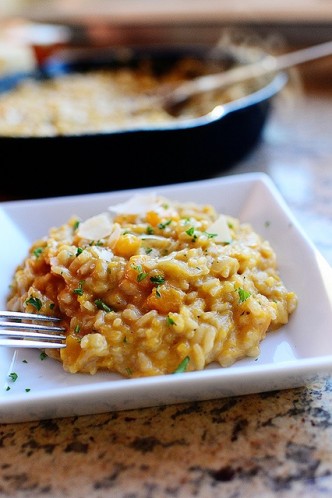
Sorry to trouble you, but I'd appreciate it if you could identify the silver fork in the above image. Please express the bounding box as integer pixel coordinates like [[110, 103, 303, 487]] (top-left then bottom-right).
[[0, 310, 66, 348]]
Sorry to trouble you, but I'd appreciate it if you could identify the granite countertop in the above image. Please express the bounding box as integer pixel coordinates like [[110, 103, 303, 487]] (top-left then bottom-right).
[[1, 376, 331, 498], [1, 56, 332, 498]]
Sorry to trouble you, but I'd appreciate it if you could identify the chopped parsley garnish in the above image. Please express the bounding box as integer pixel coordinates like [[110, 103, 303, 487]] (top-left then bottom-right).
[[145, 247, 153, 254], [25, 296, 42, 311], [185, 226, 197, 241], [158, 219, 172, 229], [95, 299, 112, 312], [132, 264, 148, 282], [8, 372, 18, 382], [25, 388, 31, 392], [76, 247, 83, 256], [237, 288, 251, 303], [33, 247, 44, 258], [73, 220, 80, 231], [146, 226, 154, 235], [166, 316, 176, 326], [40, 352, 47, 360], [149, 274, 165, 298], [204, 232, 218, 239], [185, 226, 195, 236], [137, 272, 148, 282], [73, 280, 85, 296], [150, 275, 165, 285], [88, 240, 103, 247], [173, 356, 190, 374]]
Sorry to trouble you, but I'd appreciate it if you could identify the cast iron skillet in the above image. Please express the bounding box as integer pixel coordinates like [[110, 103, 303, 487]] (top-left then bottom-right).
[[0, 45, 287, 198]]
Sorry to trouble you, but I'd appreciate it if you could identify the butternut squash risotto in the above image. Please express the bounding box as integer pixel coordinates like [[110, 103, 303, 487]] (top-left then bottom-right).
[[6, 194, 297, 377], [0, 57, 270, 137]]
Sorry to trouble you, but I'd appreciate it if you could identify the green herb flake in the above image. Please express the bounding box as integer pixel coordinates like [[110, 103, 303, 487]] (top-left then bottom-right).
[[95, 299, 112, 313], [25, 388, 31, 392], [76, 247, 83, 256], [150, 275, 165, 285], [158, 219, 172, 229], [40, 352, 47, 361], [137, 272, 148, 282], [73, 280, 85, 296], [146, 226, 154, 235], [185, 226, 197, 241], [22, 359, 28, 364], [185, 226, 195, 237], [166, 316, 176, 326], [33, 247, 44, 258], [8, 372, 18, 382], [25, 296, 42, 311], [6, 386, 10, 391], [145, 247, 153, 254], [73, 220, 80, 231], [132, 263, 148, 282], [204, 232, 218, 239], [237, 287, 251, 303], [173, 356, 190, 374]]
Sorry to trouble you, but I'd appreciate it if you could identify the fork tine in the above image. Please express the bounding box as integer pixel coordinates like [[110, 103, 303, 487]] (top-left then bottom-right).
[[0, 310, 66, 348], [0, 329, 65, 340], [0, 338, 66, 348], [0, 321, 65, 332], [0, 310, 61, 321]]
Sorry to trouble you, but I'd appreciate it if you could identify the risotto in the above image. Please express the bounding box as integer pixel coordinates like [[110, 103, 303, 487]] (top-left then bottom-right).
[[0, 56, 270, 137], [6, 194, 297, 378]]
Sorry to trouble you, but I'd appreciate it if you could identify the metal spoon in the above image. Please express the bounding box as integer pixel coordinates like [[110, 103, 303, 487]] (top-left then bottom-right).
[[161, 39, 332, 115]]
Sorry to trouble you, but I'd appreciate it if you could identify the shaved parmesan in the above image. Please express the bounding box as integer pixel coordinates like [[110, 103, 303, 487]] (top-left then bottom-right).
[[90, 246, 113, 262], [208, 215, 232, 243], [108, 193, 159, 215], [108, 193, 177, 218], [77, 212, 113, 240]]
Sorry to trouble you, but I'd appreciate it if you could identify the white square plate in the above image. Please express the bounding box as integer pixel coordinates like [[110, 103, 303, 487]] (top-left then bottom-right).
[[1, 172, 332, 423]]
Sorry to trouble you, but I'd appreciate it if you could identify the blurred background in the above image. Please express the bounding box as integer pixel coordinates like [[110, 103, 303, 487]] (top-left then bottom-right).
[[1, 1, 332, 199], [1, 1, 332, 260], [1, 1, 332, 88]]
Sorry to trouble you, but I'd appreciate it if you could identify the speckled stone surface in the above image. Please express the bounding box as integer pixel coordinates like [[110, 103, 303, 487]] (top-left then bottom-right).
[[1, 63, 332, 498], [0, 375, 332, 497]]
